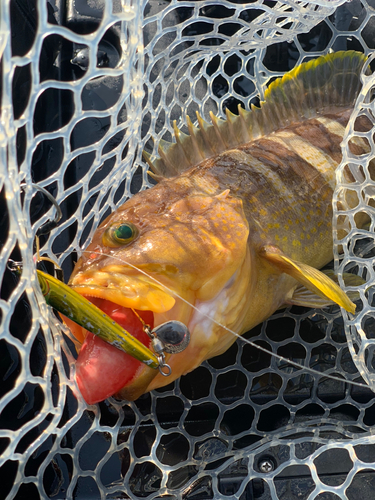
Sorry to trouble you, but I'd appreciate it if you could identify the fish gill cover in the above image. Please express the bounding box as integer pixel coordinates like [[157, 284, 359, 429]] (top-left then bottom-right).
[[1, 0, 375, 499]]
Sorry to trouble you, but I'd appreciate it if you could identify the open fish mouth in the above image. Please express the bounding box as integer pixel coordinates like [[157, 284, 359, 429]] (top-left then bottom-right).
[[66, 269, 179, 360], [66, 268, 199, 403], [69, 270, 176, 314], [66, 273, 179, 404], [67, 266, 196, 346]]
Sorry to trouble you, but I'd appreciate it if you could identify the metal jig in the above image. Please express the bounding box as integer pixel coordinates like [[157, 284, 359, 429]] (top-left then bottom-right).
[[131, 308, 172, 376], [131, 308, 191, 376]]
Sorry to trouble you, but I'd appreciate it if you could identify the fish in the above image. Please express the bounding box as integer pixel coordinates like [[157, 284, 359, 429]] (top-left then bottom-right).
[[67, 51, 370, 405]]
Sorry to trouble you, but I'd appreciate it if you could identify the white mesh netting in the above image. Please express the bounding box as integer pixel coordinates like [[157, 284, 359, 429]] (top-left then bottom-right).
[[2, 0, 375, 499]]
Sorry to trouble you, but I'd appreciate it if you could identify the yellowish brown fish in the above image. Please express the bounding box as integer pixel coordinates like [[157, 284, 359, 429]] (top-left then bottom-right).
[[67, 51, 369, 404]]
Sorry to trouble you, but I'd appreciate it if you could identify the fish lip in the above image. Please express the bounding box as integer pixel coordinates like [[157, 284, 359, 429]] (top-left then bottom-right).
[[69, 283, 176, 314]]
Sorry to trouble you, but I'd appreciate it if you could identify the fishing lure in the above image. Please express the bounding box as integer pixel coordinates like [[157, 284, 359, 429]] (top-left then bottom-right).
[[36, 269, 161, 369]]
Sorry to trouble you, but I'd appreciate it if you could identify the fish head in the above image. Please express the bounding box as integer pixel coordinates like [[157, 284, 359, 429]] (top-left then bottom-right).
[[68, 181, 250, 401]]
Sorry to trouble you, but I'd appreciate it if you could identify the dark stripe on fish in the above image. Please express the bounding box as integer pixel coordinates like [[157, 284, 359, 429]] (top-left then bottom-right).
[[239, 136, 332, 197], [324, 109, 352, 128], [353, 114, 373, 133], [322, 112, 371, 156], [289, 119, 343, 164], [203, 150, 284, 203]]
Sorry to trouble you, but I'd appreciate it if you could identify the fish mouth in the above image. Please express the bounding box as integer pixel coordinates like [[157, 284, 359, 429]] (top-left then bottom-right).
[[67, 269, 194, 344], [67, 270, 195, 403], [69, 270, 176, 314]]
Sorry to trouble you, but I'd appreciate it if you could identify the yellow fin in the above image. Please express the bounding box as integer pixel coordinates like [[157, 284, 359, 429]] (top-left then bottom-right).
[[264, 50, 367, 119], [322, 269, 365, 289], [288, 271, 364, 309], [261, 246, 356, 313], [288, 287, 337, 309]]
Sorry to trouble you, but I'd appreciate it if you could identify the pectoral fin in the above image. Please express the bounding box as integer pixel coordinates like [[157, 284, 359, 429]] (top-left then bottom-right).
[[288, 270, 363, 309], [260, 246, 356, 313], [288, 286, 337, 309], [321, 269, 365, 290]]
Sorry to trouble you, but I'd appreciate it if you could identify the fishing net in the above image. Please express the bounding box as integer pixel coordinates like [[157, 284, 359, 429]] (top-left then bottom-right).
[[2, 0, 375, 498]]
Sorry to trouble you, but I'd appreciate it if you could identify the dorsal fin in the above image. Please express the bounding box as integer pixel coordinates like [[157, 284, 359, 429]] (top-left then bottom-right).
[[147, 51, 367, 180]]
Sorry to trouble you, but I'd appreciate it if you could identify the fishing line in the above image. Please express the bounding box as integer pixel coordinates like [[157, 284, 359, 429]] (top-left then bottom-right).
[[79, 250, 372, 391]]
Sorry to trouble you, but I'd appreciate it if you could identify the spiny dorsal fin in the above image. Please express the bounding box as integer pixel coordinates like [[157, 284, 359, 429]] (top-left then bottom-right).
[[147, 51, 367, 180], [260, 246, 356, 313]]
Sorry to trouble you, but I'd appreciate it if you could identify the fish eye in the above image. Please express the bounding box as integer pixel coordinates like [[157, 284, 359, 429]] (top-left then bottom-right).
[[102, 222, 139, 247]]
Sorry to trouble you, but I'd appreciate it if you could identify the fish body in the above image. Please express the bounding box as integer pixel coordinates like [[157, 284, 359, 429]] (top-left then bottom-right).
[[68, 51, 369, 403]]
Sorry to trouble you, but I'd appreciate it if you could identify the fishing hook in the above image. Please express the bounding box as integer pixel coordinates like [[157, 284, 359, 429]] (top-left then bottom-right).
[[20, 182, 62, 236]]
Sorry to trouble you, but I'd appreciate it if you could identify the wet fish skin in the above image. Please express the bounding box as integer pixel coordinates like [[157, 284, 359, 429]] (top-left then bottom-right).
[[69, 51, 369, 401]]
